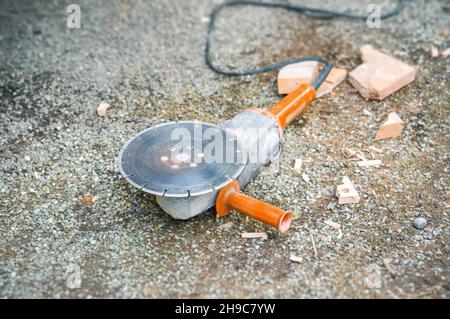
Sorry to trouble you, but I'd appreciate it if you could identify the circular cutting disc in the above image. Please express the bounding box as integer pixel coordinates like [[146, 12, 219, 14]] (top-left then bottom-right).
[[118, 121, 246, 198]]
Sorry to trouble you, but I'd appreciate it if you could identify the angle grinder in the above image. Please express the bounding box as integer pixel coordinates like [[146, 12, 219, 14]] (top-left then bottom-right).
[[119, 83, 316, 232]]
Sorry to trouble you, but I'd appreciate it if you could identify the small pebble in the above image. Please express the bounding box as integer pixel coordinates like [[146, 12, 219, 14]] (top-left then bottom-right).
[[413, 217, 427, 229]]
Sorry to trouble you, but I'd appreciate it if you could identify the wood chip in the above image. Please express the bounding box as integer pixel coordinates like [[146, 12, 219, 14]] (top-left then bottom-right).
[[241, 232, 268, 239], [96, 101, 110, 117], [357, 159, 382, 168], [289, 255, 303, 263], [324, 220, 341, 230]]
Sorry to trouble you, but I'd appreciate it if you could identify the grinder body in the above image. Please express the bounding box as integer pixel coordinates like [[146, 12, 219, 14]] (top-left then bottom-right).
[[156, 109, 280, 220], [155, 83, 316, 220]]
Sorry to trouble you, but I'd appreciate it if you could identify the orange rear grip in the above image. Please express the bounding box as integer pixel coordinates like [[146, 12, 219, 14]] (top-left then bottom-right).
[[216, 180, 292, 232], [266, 83, 316, 128]]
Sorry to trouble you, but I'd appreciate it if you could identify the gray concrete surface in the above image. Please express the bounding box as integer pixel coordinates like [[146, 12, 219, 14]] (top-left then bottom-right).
[[0, 0, 449, 298]]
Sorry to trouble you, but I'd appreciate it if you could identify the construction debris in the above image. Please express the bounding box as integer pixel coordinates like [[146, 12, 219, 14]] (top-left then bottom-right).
[[357, 159, 382, 168], [301, 173, 310, 183], [442, 48, 450, 58], [219, 221, 233, 229], [289, 255, 303, 263], [431, 46, 439, 58], [343, 147, 357, 158], [316, 67, 348, 97], [96, 101, 110, 117], [375, 112, 404, 141], [324, 220, 341, 230], [368, 146, 382, 153], [293, 158, 302, 172], [363, 109, 373, 116], [336, 177, 360, 204], [343, 148, 368, 161], [354, 152, 366, 161], [81, 195, 96, 205], [349, 45, 416, 100], [277, 61, 319, 94], [241, 232, 268, 239], [409, 103, 419, 112]]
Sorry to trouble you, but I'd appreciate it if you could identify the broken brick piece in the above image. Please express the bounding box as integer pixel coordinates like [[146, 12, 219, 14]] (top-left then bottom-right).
[[301, 173, 310, 183], [442, 48, 450, 58], [97, 101, 110, 117], [338, 190, 360, 204], [375, 112, 404, 141], [289, 255, 303, 263], [293, 158, 302, 172], [336, 177, 360, 204], [277, 61, 319, 94], [431, 46, 439, 58], [349, 45, 416, 100], [316, 67, 348, 98], [81, 195, 96, 205]]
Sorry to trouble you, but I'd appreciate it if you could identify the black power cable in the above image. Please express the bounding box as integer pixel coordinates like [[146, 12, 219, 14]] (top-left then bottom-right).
[[205, 0, 405, 90]]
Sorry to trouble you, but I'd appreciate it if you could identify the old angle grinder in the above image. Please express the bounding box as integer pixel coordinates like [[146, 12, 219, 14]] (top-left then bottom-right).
[[118, 79, 326, 233]]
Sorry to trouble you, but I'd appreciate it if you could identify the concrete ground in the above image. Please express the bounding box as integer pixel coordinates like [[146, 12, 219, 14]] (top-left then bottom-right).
[[0, 0, 448, 298]]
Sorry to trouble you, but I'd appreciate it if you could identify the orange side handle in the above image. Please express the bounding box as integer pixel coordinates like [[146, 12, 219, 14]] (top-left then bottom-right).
[[216, 180, 292, 232], [264, 83, 316, 129]]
